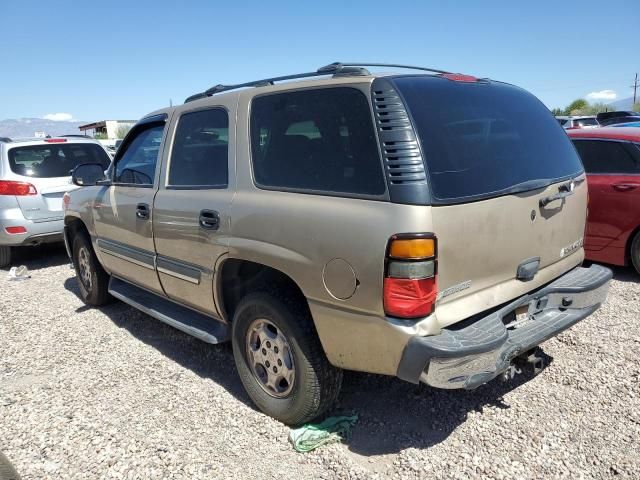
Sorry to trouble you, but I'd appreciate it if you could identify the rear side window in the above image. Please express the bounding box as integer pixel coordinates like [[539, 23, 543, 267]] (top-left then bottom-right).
[[169, 108, 229, 188], [572, 140, 640, 174], [8, 143, 110, 178], [250, 88, 385, 196], [393, 77, 584, 202], [114, 124, 164, 185], [575, 118, 598, 127]]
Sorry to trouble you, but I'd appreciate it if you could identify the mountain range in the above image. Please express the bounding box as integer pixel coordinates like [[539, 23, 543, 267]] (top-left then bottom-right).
[[0, 118, 88, 138]]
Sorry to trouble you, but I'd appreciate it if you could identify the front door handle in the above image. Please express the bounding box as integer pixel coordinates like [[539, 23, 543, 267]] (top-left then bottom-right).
[[612, 183, 639, 192], [136, 203, 150, 219], [199, 209, 220, 230]]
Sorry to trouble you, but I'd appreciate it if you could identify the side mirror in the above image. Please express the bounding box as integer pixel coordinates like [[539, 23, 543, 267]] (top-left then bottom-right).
[[72, 163, 107, 186]]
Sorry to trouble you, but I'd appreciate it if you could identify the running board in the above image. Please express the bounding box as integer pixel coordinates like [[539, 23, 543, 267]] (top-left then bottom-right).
[[108, 277, 229, 344]]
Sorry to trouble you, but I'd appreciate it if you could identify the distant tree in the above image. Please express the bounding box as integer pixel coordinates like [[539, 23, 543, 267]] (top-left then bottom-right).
[[551, 107, 564, 116], [633, 103, 640, 112], [115, 124, 132, 139], [564, 99, 589, 115], [94, 132, 108, 140], [584, 102, 612, 115]]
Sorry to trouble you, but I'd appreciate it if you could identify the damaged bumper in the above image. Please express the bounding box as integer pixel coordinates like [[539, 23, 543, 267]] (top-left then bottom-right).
[[396, 264, 612, 389]]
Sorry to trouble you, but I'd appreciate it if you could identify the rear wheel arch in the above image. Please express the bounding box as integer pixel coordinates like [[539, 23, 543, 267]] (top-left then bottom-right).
[[217, 258, 311, 323]]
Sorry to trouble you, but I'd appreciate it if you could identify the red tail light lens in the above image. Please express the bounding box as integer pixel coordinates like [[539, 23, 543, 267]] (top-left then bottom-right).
[[44, 138, 67, 143], [0, 180, 37, 196], [384, 235, 438, 319], [384, 277, 437, 318], [5, 226, 27, 234]]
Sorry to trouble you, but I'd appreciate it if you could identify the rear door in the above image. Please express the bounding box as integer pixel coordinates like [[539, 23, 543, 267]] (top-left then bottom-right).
[[7, 141, 110, 221], [393, 76, 587, 325], [152, 105, 234, 316], [92, 115, 168, 294], [572, 139, 640, 261]]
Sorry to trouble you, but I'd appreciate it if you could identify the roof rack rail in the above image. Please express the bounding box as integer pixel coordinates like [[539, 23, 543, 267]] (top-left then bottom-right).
[[0, 137, 11, 143], [184, 61, 451, 103], [61, 134, 92, 138]]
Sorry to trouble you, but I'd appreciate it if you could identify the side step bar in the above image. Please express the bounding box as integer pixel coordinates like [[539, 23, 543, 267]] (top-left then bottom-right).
[[108, 277, 229, 344]]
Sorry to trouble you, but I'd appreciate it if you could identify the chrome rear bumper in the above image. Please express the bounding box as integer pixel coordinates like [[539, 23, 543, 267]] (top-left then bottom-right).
[[396, 264, 612, 389]]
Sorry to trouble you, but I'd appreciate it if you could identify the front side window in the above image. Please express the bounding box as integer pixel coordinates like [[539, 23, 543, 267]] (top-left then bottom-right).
[[8, 143, 110, 178], [114, 124, 164, 185], [169, 108, 229, 187], [250, 87, 385, 196], [572, 139, 640, 174]]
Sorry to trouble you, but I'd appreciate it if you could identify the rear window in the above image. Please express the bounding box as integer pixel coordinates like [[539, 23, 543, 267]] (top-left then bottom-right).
[[8, 143, 110, 178], [575, 118, 598, 127], [250, 87, 386, 196], [394, 77, 584, 202]]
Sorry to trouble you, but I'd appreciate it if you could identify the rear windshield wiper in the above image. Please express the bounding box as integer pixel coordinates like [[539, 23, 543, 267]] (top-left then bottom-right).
[[500, 178, 554, 196]]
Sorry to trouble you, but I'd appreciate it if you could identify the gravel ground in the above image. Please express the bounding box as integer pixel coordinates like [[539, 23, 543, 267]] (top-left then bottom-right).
[[1, 244, 638, 479]]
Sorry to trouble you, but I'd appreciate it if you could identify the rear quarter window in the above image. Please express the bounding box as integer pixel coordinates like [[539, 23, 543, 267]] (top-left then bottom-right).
[[250, 87, 386, 197]]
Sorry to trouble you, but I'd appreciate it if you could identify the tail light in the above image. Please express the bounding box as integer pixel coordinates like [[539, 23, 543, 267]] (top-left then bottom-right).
[[63, 192, 71, 210], [383, 234, 437, 318], [0, 180, 37, 196]]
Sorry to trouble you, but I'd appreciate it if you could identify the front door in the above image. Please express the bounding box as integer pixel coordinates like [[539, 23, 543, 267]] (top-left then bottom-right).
[[152, 106, 234, 316], [93, 115, 168, 294]]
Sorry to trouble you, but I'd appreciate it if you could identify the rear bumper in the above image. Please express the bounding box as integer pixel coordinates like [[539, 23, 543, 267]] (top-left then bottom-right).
[[0, 216, 64, 246], [396, 264, 612, 388]]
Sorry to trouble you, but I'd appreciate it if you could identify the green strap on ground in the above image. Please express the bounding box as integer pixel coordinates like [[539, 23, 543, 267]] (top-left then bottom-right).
[[289, 415, 358, 453]]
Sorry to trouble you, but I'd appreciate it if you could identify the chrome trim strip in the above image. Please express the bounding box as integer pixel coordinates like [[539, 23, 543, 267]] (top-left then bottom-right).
[[157, 266, 200, 284]]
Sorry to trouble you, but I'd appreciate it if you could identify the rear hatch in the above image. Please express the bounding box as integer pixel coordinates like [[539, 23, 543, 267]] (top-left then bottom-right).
[[394, 76, 586, 326], [7, 141, 110, 221]]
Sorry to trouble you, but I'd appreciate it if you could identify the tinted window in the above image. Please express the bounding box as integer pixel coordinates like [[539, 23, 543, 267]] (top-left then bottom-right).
[[8, 143, 110, 178], [394, 77, 584, 202], [572, 140, 640, 174], [169, 109, 229, 187], [575, 118, 598, 127], [250, 88, 385, 195], [114, 124, 164, 185]]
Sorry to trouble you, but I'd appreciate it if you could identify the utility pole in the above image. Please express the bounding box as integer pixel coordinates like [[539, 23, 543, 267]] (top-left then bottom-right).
[[632, 73, 639, 106]]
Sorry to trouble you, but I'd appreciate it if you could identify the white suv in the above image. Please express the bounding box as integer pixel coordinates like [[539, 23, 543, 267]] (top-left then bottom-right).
[[556, 116, 600, 129], [0, 136, 111, 267]]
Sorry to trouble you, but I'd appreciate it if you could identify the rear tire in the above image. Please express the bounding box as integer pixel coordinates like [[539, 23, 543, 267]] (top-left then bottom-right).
[[72, 234, 110, 306], [0, 246, 11, 268], [231, 291, 342, 425], [631, 231, 640, 275]]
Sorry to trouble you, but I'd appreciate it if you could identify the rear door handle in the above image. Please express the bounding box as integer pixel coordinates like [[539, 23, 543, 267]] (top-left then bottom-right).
[[199, 209, 220, 230], [612, 183, 639, 192], [136, 203, 150, 219]]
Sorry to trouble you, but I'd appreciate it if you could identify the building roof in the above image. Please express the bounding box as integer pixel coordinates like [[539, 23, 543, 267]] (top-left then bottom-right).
[[78, 120, 137, 130]]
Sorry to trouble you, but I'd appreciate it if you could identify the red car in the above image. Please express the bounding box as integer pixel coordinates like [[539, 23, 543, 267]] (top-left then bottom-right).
[[568, 127, 640, 273]]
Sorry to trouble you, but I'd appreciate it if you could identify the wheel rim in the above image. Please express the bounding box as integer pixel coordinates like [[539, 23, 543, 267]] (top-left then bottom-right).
[[78, 246, 92, 291], [245, 318, 295, 398]]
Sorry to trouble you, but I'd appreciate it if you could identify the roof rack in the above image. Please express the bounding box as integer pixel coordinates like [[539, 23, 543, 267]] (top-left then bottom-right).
[[0, 137, 11, 143], [61, 134, 92, 138], [184, 62, 452, 103]]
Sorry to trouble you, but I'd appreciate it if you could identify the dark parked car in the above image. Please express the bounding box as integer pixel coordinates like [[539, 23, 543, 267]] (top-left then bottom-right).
[[568, 127, 640, 273], [596, 111, 640, 126]]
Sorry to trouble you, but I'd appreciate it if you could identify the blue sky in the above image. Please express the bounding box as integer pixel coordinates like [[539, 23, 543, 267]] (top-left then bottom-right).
[[1, 0, 637, 122]]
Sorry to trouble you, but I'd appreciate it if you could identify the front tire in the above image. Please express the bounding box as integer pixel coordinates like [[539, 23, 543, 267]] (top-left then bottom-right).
[[0, 246, 11, 268], [631, 231, 640, 275], [72, 234, 110, 306], [231, 292, 342, 425]]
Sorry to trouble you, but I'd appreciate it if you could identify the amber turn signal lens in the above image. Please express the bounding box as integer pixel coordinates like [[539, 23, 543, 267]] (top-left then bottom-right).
[[389, 238, 435, 259]]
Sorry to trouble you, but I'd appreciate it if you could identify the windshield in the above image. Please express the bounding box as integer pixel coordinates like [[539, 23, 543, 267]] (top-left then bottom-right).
[[393, 76, 584, 202], [8, 143, 110, 178]]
